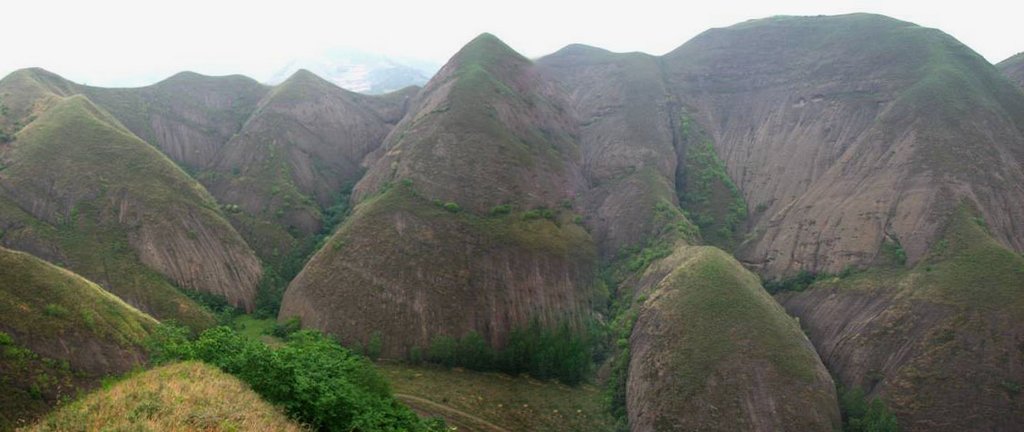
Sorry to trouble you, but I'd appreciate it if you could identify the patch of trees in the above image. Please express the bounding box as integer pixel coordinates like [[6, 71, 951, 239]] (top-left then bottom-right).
[[422, 320, 599, 385], [146, 325, 447, 432], [839, 386, 899, 432]]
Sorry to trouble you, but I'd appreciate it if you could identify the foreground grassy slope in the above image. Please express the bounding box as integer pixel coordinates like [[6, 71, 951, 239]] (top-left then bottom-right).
[[0, 73, 264, 325], [26, 361, 306, 432], [780, 205, 1024, 430], [0, 246, 156, 430], [627, 246, 840, 431]]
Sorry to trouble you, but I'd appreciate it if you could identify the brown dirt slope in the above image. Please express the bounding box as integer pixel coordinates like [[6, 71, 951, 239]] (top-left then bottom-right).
[[0, 70, 262, 320], [626, 246, 840, 431], [778, 205, 1024, 431], [0, 246, 156, 430], [280, 34, 596, 357], [661, 14, 1024, 278]]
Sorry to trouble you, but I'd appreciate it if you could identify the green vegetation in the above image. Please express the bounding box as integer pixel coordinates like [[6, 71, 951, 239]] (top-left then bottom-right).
[[379, 362, 615, 431], [26, 362, 306, 432], [677, 115, 747, 250], [254, 183, 355, 318], [880, 239, 907, 266], [147, 325, 447, 431], [838, 386, 899, 432], [426, 320, 599, 385]]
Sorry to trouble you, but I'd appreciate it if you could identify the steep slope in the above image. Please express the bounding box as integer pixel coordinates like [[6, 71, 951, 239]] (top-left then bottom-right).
[[779, 205, 1024, 431], [0, 72, 262, 322], [0, 246, 156, 430], [78, 71, 269, 171], [627, 246, 840, 431], [662, 14, 1024, 277], [537, 45, 691, 257], [997, 52, 1024, 90], [201, 70, 411, 265], [26, 361, 306, 432], [280, 34, 595, 357]]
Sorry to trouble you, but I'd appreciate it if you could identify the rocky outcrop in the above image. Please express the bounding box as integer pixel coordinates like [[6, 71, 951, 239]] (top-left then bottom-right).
[[998, 52, 1024, 90], [627, 246, 840, 431], [280, 34, 596, 356]]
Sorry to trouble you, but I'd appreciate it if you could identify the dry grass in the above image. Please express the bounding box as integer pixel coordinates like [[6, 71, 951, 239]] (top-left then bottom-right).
[[24, 362, 306, 432]]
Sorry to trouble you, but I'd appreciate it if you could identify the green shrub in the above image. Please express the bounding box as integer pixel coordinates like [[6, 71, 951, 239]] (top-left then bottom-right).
[[881, 240, 907, 266], [763, 270, 819, 294], [839, 386, 899, 432], [44, 303, 69, 318], [442, 202, 462, 213], [366, 331, 383, 360], [0, 331, 13, 346], [271, 316, 302, 338], [490, 204, 513, 216], [146, 325, 446, 431]]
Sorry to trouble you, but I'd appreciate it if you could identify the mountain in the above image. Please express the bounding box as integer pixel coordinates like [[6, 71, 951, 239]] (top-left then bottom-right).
[[532, 13, 1024, 430], [280, 33, 597, 357], [0, 246, 156, 430], [627, 246, 840, 431], [267, 48, 436, 94], [25, 361, 305, 431], [201, 69, 414, 269], [0, 69, 263, 326], [998, 52, 1024, 90], [662, 14, 1024, 278]]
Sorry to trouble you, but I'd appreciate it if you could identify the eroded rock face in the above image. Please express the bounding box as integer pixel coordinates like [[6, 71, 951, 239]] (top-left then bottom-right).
[[661, 14, 1024, 277], [627, 247, 840, 431], [280, 34, 596, 356], [537, 46, 683, 258]]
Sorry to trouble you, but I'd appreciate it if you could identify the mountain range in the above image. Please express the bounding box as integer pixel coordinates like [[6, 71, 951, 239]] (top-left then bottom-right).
[[1, 12, 1022, 432]]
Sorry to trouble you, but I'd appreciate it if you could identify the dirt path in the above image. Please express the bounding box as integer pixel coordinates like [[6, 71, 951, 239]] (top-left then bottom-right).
[[395, 393, 511, 432]]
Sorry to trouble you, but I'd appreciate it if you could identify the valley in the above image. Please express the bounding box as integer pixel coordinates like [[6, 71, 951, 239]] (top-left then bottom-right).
[[1, 11, 1023, 432]]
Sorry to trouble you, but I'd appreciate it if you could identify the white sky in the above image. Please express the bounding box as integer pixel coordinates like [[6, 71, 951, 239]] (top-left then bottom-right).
[[3, 0, 1022, 87]]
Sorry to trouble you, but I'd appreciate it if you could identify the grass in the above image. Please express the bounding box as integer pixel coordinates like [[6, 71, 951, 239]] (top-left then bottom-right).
[[25, 361, 306, 431], [0, 94, 263, 329], [0, 246, 157, 430], [650, 247, 820, 393], [378, 361, 614, 432]]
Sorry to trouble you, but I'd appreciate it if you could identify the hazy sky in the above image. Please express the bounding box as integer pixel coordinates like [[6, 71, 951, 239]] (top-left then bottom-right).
[[4, 0, 1021, 87]]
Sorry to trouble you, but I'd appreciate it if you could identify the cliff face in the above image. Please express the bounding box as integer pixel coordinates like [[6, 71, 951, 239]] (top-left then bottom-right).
[[778, 207, 1024, 431], [0, 246, 156, 429], [998, 52, 1024, 90], [0, 71, 262, 323], [537, 46, 684, 258], [662, 14, 1024, 277], [627, 247, 840, 431], [280, 34, 596, 357]]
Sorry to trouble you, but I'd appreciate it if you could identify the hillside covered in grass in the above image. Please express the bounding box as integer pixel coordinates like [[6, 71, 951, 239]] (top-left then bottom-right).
[[25, 361, 306, 432], [0, 246, 156, 430]]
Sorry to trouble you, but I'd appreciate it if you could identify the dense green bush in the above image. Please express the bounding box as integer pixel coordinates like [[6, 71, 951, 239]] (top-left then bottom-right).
[[147, 324, 446, 431], [763, 270, 819, 294], [839, 386, 899, 432], [272, 316, 302, 338], [442, 202, 461, 213]]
